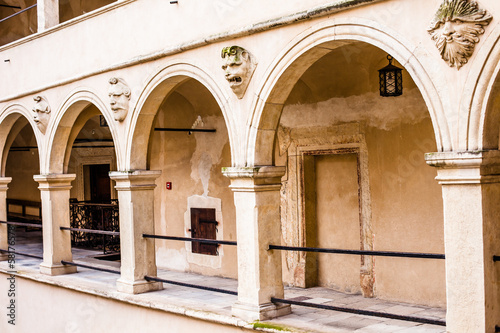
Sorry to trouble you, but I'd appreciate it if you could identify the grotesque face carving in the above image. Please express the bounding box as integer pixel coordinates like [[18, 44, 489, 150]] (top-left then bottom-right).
[[108, 77, 131, 122], [32, 96, 51, 134], [428, 0, 492, 69], [221, 46, 257, 99]]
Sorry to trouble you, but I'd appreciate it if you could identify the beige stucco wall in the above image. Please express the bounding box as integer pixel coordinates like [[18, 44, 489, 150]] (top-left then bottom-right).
[[5, 123, 39, 202]]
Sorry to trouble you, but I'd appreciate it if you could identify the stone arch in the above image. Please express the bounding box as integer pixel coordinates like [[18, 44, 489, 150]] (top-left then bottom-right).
[[248, 18, 451, 166], [45, 89, 120, 174], [461, 23, 500, 151], [0, 103, 42, 177], [127, 62, 234, 171]]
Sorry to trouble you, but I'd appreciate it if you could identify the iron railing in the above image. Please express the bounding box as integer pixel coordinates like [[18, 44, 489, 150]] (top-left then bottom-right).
[[69, 200, 119, 253]]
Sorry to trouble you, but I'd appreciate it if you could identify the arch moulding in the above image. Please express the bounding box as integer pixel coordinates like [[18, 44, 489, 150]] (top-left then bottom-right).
[[44, 89, 120, 174], [461, 22, 500, 151], [127, 62, 235, 171], [0, 103, 43, 177], [248, 18, 451, 167]]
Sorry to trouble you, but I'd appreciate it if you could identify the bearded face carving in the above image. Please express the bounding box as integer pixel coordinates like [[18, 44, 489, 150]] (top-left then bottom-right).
[[32, 95, 51, 134], [428, 0, 492, 70], [108, 77, 131, 122], [221, 46, 257, 99]]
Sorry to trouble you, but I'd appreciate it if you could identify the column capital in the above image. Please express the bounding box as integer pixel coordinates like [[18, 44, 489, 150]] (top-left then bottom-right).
[[0, 177, 12, 191], [34, 174, 76, 190], [222, 166, 285, 191], [109, 170, 161, 191], [425, 151, 500, 184]]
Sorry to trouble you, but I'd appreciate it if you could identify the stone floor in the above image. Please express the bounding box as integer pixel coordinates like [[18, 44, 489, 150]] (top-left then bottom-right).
[[1, 229, 446, 333]]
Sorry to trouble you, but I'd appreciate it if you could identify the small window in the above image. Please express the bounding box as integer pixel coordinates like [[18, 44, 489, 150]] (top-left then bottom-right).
[[190, 208, 218, 256]]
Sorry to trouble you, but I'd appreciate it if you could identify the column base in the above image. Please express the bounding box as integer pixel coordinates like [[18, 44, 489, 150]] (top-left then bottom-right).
[[40, 263, 77, 276], [116, 278, 163, 294], [232, 301, 291, 321]]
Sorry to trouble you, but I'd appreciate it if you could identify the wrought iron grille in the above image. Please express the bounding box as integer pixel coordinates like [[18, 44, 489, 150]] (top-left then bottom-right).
[[69, 200, 119, 253]]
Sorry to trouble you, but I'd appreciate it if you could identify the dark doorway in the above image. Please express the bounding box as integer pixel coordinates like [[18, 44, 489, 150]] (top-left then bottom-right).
[[88, 164, 111, 203]]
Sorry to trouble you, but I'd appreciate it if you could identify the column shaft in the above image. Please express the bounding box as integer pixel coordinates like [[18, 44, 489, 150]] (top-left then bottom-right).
[[426, 152, 500, 333], [223, 166, 290, 321], [37, 0, 59, 31], [34, 174, 77, 275], [109, 170, 162, 294]]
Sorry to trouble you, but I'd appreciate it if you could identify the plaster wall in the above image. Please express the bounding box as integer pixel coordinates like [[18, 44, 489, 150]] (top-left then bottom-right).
[[149, 79, 237, 278], [5, 124, 39, 202]]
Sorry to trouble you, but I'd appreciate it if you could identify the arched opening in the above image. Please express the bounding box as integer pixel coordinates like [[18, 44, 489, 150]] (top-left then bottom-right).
[[3, 114, 42, 257], [67, 112, 119, 257], [264, 41, 445, 307], [49, 97, 120, 264], [136, 75, 237, 279]]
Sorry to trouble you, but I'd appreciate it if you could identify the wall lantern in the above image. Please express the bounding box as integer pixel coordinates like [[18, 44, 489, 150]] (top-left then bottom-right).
[[378, 55, 403, 97]]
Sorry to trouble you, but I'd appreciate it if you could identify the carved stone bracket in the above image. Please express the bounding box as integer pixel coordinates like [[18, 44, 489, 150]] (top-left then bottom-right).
[[32, 95, 51, 134], [108, 77, 131, 122], [428, 0, 492, 70], [221, 46, 257, 99]]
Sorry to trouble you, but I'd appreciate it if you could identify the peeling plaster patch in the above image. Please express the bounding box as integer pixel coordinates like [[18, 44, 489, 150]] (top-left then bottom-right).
[[198, 152, 212, 196], [190, 116, 228, 196], [156, 247, 188, 271], [281, 89, 428, 131]]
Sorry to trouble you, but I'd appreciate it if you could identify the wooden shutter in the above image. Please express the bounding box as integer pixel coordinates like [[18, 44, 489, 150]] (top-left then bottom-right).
[[190, 208, 218, 255]]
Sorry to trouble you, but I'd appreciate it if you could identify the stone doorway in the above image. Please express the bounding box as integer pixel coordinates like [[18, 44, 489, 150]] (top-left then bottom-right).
[[303, 150, 364, 294]]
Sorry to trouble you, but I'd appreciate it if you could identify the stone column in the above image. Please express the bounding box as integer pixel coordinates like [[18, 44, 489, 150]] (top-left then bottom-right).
[[222, 166, 291, 321], [34, 174, 77, 275], [426, 151, 500, 333], [37, 0, 59, 31], [0, 177, 12, 261], [109, 170, 162, 294]]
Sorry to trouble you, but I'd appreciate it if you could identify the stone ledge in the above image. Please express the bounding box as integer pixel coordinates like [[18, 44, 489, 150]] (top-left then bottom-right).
[[0, 264, 303, 333]]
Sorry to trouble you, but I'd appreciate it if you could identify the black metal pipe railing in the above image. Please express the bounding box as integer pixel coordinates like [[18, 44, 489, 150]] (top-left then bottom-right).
[[269, 245, 445, 260], [494, 256, 500, 262], [0, 4, 37, 24], [0, 4, 21, 9], [0, 220, 42, 229], [0, 249, 43, 260], [144, 275, 237, 295], [143, 234, 236, 246], [61, 260, 120, 275], [495, 325, 500, 332], [60, 226, 120, 236], [271, 297, 446, 326], [154, 128, 216, 133]]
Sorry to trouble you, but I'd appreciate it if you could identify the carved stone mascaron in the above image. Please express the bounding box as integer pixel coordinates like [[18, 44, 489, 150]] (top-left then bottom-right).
[[428, 0, 492, 70]]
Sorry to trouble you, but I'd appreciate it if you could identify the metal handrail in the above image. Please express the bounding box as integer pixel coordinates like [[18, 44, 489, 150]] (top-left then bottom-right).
[[269, 245, 445, 260], [61, 260, 120, 275], [143, 234, 236, 246], [0, 4, 37, 24], [0, 249, 43, 260], [0, 220, 42, 229], [144, 275, 237, 295], [60, 226, 119, 236], [271, 297, 446, 326]]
